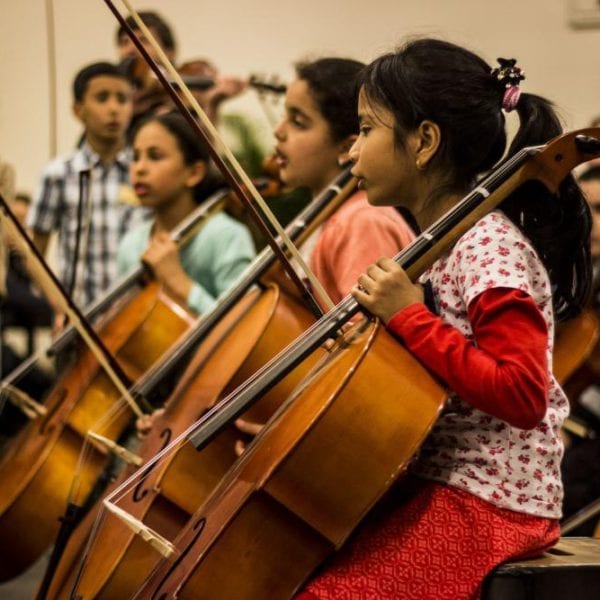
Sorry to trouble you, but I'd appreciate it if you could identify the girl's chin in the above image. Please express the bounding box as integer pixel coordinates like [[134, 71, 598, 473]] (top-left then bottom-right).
[[138, 196, 159, 208], [277, 167, 292, 185]]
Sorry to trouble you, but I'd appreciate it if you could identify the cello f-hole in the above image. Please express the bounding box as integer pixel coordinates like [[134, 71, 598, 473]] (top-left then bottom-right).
[[132, 427, 172, 503], [151, 518, 206, 600]]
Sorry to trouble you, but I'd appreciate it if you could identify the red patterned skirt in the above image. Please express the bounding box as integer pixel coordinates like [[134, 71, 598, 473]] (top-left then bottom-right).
[[297, 478, 560, 600]]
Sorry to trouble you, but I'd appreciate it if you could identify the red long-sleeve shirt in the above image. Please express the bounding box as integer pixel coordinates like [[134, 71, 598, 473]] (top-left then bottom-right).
[[388, 287, 549, 430]]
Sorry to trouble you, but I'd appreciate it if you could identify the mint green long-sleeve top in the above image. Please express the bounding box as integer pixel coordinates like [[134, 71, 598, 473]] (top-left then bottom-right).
[[117, 212, 256, 314]]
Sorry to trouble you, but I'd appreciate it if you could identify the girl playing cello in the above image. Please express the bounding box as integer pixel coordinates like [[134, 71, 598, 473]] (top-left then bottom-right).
[[117, 111, 256, 314], [235, 56, 415, 443], [300, 38, 592, 600]]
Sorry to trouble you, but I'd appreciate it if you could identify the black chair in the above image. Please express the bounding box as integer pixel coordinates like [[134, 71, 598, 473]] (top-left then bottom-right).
[[482, 537, 600, 599]]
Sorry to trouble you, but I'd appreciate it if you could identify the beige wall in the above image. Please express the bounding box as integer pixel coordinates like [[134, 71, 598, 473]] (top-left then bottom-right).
[[1, 0, 600, 195]]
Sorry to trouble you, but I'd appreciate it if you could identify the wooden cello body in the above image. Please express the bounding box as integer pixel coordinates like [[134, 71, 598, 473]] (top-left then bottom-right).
[[44, 172, 357, 599], [554, 308, 600, 387], [0, 280, 193, 580], [100, 129, 600, 599], [136, 318, 446, 599], [46, 284, 324, 599]]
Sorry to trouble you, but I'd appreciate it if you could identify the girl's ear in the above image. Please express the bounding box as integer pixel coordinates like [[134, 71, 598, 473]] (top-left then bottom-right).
[[186, 161, 207, 188], [413, 120, 441, 170], [336, 134, 358, 167]]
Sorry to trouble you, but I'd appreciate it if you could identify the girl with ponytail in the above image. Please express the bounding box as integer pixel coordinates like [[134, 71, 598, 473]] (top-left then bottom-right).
[[299, 38, 592, 600]]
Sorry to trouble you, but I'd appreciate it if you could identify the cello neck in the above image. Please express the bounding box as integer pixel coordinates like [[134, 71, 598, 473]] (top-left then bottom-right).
[[185, 130, 600, 450]]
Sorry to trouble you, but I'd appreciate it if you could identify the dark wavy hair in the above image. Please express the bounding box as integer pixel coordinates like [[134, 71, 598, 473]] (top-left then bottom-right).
[[133, 111, 224, 202], [295, 57, 365, 143], [360, 38, 591, 320]]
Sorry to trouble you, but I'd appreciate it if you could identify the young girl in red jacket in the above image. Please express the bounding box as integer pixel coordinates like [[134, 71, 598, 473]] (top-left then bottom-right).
[[299, 38, 592, 600]]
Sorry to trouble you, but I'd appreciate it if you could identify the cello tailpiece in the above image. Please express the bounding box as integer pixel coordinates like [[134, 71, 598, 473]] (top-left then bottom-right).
[[103, 500, 177, 558]]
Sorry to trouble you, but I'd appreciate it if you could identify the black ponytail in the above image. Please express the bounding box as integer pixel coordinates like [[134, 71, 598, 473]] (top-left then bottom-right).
[[502, 93, 592, 319]]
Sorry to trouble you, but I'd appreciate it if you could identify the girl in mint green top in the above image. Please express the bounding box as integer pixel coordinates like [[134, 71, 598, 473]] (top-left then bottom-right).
[[117, 112, 255, 314]]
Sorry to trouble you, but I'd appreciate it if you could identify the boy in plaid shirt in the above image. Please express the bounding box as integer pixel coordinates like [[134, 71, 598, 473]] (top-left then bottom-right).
[[28, 61, 148, 308]]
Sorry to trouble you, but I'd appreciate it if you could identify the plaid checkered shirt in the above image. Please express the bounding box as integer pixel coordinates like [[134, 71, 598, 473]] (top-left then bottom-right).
[[28, 141, 149, 307]]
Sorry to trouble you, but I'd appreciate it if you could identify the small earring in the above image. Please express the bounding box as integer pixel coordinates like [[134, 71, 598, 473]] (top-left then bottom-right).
[[416, 158, 424, 170], [338, 157, 346, 166]]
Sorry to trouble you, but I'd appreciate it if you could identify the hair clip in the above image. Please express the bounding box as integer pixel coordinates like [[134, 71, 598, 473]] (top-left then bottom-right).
[[491, 58, 525, 112]]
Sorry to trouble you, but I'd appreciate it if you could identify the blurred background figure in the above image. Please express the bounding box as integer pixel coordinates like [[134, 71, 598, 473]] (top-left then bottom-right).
[[0, 164, 53, 440], [114, 10, 268, 177], [561, 164, 600, 536]]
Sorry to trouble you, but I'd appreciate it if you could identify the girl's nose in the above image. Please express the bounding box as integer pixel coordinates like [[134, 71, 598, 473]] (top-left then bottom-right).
[[132, 157, 146, 174], [273, 120, 286, 142], [348, 139, 360, 163]]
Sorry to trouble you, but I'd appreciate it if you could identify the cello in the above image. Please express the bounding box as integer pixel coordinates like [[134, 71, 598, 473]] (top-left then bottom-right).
[[111, 130, 600, 599], [44, 166, 357, 599], [0, 189, 233, 580]]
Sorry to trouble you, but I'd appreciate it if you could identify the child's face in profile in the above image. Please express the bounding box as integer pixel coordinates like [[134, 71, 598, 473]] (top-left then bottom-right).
[[74, 75, 133, 143], [273, 78, 348, 196], [351, 89, 417, 210], [130, 121, 204, 209]]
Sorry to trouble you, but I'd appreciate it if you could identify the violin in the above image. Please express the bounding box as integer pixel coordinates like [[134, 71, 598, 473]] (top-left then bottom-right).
[[119, 56, 286, 122]]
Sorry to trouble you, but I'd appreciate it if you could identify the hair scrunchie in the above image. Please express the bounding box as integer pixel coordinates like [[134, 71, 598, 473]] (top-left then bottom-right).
[[491, 58, 525, 112]]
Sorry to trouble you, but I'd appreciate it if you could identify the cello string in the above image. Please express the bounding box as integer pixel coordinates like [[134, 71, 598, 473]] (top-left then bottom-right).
[[69, 505, 112, 594]]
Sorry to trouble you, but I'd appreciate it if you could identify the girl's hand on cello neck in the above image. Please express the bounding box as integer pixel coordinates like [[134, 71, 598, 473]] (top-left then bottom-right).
[[352, 257, 424, 324]]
